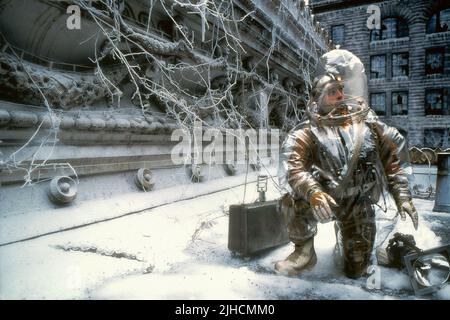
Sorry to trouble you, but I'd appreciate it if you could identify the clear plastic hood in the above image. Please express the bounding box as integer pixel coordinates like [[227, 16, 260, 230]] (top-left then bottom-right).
[[313, 49, 368, 104], [305, 49, 371, 126]]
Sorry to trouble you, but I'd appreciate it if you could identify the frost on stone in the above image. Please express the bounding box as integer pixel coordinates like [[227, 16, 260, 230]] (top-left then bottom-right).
[[0, 0, 325, 186]]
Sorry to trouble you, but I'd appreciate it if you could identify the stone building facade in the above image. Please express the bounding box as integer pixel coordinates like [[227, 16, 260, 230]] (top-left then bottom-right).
[[0, 0, 329, 242], [309, 0, 450, 148]]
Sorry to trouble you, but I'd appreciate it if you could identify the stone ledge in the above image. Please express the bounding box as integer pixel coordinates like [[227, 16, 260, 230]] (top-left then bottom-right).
[[369, 37, 410, 50], [425, 32, 450, 41]]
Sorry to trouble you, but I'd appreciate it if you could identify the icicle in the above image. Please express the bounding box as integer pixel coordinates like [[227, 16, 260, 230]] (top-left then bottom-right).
[[201, 2, 206, 42]]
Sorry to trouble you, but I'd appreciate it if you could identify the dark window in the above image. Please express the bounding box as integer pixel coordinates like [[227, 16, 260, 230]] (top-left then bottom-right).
[[424, 129, 449, 148], [370, 93, 386, 115], [384, 18, 398, 39], [398, 129, 408, 139], [392, 91, 408, 115], [331, 25, 345, 46], [371, 17, 408, 41], [425, 88, 449, 115], [425, 48, 445, 75], [426, 8, 450, 33], [392, 53, 409, 77], [370, 55, 386, 79]]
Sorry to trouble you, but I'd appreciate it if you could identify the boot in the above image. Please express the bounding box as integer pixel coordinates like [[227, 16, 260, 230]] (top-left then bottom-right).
[[274, 238, 317, 276]]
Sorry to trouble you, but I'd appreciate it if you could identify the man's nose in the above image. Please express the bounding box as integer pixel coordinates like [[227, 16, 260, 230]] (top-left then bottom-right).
[[336, 90, 344, 100]]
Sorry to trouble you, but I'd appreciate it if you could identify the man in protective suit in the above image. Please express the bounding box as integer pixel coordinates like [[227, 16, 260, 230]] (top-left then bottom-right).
[[276, 49, 418, 279]]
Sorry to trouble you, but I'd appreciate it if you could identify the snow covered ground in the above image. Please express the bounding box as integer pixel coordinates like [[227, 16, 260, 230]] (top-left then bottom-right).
[[0, 175, 449, 300]]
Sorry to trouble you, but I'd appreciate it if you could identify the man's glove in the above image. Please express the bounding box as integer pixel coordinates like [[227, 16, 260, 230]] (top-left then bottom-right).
[[309, 190, 338, 223], [398, 198, 418, 230]]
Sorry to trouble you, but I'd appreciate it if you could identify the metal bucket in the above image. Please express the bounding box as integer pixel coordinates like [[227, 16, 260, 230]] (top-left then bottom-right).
[[433, 152, 450, 213]]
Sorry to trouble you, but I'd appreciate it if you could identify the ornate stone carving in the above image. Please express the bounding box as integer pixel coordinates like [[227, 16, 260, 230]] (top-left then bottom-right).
[[9, 111, 38, 128], [48, 176, 77, 204], [0, 108, 178, 136], [223, 161, 237, 176], [0, 109, 11, 125], [0, 53, 127, 109], [409, 147, 450, 165], [187, 164, 204, 183], [135, 168, 154, 191]]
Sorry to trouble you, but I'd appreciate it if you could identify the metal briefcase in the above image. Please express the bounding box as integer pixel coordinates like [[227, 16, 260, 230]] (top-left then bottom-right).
[[228, 199, 290, 255]]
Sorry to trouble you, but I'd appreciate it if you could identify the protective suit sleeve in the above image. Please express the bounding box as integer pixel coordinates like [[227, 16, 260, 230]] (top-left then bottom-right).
[[372, 120, 412, 204], [285, 128, 324, 201]]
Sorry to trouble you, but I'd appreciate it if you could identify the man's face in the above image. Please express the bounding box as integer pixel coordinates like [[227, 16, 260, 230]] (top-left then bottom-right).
[[318, 82, 345, 114]]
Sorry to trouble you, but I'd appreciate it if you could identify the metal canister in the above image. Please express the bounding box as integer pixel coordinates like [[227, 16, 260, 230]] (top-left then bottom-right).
[[433, 152, 450, 213]]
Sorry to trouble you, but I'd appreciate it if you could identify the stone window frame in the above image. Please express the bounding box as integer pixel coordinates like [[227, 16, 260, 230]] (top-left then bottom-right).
[[425, 47, 445, 75], [370, 92, 387, 116], [392, 52, 409, 78], [425, 88, 449, 116], [370, 54, 386, 79], [391, 91, 408, 116], [330, 24, 345, 46], [370, 17, 409, 42], [426, 8, 450, 34]]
